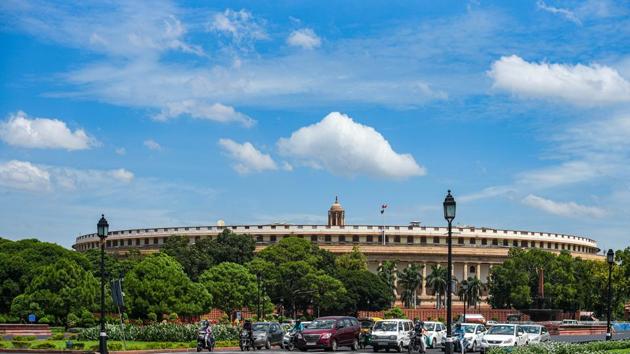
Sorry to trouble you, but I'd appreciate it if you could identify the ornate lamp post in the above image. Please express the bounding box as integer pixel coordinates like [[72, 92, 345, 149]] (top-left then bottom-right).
[[606, 249, 615, 341], [97, 215, 109, 354], [462, 282, 468, 323], [443, 190, 456, 354]]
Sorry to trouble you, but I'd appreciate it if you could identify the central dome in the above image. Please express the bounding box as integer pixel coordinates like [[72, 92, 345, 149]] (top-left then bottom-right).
[[330, 196, 344, 211]]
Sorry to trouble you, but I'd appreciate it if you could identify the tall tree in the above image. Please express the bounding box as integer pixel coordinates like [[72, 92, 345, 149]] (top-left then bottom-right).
[[377, 261, 397, 304], [161, 235, 214, 280], [335, 246, 368, 271], [199, 262, 260, 320], [397, 264, 423, 308], [426, 265, 448, 309], [124, 253, 212, 318], [336, 269, 393, 315], [465, 276, 483, 309], [210, 229, 256, 264]]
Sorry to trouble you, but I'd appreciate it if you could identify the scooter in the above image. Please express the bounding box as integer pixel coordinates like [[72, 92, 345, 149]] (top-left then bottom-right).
[[407, 331, 426, 354], [285, 331, 298, 351], [196, 327, 215, 352], [240, 330, 255, 351]]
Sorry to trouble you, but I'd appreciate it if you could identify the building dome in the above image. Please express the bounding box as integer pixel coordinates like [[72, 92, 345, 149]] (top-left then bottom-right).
[[330, 196, 344, 211]]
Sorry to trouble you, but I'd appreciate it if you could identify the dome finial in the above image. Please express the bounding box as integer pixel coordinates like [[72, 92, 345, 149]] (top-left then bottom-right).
[[335, 195, 338, 203]]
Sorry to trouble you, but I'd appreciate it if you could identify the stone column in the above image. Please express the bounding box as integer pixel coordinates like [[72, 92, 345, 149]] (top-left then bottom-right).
[[463, 262, 468, 281], [422, 263, 427, 296], [476, 263, 481, 279]]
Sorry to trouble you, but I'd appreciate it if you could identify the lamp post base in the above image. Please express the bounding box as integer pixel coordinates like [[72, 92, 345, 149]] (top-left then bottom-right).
[[444, 337, 454, 354], [606, 332, 612, 341], [99, 332, 108, 354]]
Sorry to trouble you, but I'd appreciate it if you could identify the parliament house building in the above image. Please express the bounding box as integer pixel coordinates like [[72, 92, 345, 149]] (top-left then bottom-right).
[[73, 197, 603, 304]]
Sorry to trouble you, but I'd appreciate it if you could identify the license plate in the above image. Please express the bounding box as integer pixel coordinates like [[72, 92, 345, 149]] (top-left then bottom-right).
[[378, 341, 387, 345], [307, 342, 316, 346]]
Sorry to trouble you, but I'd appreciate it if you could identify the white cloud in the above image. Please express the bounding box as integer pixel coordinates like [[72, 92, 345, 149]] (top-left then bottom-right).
[[536, 0, 582, 25], [488, 55, 630, 105], [143, 139, 162, 151], [154, 100, 255, 127], [459, 185, 516, 203], [0, 111, 95, 150], [277, 112, 425, 179], [287, 28, 321, 49], [208, 9, 268, 49], [115, 147, 126, 155], [0, 160, 134, 192], [522, 194, 605, 218], [218, 139, 277, 174], [0, 160, 51, 191], [517, 160, 610, 188]]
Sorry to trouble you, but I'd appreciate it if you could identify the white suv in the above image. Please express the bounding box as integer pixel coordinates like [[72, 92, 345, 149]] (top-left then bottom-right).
[[422, 321, 446, 349], [371, 319, 414, 352]]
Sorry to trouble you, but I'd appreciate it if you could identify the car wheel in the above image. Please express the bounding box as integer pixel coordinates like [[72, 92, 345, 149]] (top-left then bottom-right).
[[240, 344, 244, 352], [396, 342, 403, 352], [471, 341, 477, 352], [385, 347, 390, 352], [197, 345, 202, 352], [331, 339, 338, 352], [352, 338, 359, 351], [265, 339, 271, 350], [373, 345, 380, 352]]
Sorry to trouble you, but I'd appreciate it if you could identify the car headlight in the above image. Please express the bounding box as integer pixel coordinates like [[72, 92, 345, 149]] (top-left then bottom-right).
[[321, 333, 331, 339], [504, 338, 513, 344], [481, 338, 487, 344]]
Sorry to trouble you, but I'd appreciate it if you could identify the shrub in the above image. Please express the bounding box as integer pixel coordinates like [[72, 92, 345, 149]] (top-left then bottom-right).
[[487, 340, 630, 354], [384, 307, 406, 319], [67, 341, 85, 349], [67, 312, 80, 327], [79, 309, 96, 327], [169, 313, 179, 322], [78, 323, 240, 342], [147, 312, 157, 322], [12, 335, 36, 341], [0, 341, 8, 348], [38, 316, 52, 324], [11, 341, 30, 349], [30, 341, 56, 349], [108, 342, 123, 350], [51, 333, 65, 340]]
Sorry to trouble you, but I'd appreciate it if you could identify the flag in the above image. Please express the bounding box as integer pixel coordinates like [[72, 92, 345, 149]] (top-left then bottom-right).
[[380, 204, 388, 214]]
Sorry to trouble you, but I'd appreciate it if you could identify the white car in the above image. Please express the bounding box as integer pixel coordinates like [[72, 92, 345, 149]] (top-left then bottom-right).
[[520, 324, 550, 344], [422, 321, 446, 349], [480, 324, 529, 353], [371, 319, 414, 352], [459, 323, 487, 353]]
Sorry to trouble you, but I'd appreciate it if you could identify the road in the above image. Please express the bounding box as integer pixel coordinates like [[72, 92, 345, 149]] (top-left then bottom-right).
[[161, 333, 630, 354]]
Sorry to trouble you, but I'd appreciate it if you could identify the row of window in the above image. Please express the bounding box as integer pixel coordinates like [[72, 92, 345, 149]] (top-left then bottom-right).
[[75, 234, 594, 254]]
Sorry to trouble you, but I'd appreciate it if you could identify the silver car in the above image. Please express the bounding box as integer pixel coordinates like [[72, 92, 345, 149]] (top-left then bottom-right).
[[252, 322, 285, 350], [520, 324, 550, 344]]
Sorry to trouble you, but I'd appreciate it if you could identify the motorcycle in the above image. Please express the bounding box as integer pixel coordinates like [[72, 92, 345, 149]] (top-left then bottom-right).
[[284, 330, 299, 351], [240, 330, 255, 351], [359, 331, 372, 349], [407, 331, 426, 354], [196, 327, 215, 352]]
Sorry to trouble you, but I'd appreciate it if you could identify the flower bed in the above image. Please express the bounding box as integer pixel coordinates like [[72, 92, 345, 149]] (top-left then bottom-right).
[[78, 323, 240, 342], [487, 340, 630, 354]]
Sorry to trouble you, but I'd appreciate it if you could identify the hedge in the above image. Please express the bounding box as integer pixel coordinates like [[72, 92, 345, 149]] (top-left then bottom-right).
[[78, 323, 240, 342], [487, 339, 630, 354]]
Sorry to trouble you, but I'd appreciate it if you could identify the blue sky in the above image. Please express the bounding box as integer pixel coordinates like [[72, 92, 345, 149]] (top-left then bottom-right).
[[1, 0, 630, 250]]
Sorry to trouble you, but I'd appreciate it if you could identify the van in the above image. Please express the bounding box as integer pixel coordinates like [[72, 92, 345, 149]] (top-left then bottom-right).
[[371, 319, 414, 352]]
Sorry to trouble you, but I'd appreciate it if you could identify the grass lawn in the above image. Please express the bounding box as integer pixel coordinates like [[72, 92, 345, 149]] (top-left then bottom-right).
[[0, 339, 239, 350], [607, 349, 630, 354]]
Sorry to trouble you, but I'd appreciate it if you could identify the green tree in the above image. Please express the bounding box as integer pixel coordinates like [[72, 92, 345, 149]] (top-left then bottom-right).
[[161, 235, 214, 280], [210, 229, 256, 264], [426, 265, 448, 309], [124, 253, 212, 318], [397, 264, 423, 308], [10, 258, 98, 326], [336, 269, 393, 315], [377, 261, 397, 305], [335, 246, 368, 271], [307, 272, 347, 316], [199, 262, 259, 320], [463, 277, 483, 309]]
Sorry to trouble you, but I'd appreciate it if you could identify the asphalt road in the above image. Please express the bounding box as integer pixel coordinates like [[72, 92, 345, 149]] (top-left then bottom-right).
[[164, 333, 630, 354]]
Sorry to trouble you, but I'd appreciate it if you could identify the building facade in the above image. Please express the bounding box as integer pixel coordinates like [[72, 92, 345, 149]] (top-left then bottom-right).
[[73, 198, 603, 305]]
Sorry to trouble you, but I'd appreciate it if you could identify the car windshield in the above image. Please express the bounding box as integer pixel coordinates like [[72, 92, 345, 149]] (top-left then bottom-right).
[[374, 321, 398, 331], [361, 320, 373, 329], [253, 323, 269, 331], [461, 325, 476, 333], [487, 325, 515, 335], [521, 326, 540, 334], [309, 320, 336, 329], [423, 323, 435, 331]]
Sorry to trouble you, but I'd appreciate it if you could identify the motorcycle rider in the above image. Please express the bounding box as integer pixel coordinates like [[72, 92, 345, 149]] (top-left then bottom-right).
[[243, 319, 254, 350], [412, 320, 427, 353], [289, 320, 304, 348], [200, 320, 214, 349]]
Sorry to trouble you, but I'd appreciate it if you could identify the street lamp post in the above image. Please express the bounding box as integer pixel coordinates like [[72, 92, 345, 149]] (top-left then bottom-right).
[[606, 249, 615, 341], [256, 274, 261, 320], [443, 190, 456, 354], [97, 215, 109, 354]]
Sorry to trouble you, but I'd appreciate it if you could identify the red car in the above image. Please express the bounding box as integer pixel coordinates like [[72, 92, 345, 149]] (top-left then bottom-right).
[[297, 316, 361, 351]]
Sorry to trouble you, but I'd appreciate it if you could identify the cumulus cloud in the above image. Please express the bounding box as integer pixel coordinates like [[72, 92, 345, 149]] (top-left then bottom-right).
[[522, 194, 605, 218], [488, 55, 630, 105], [143, 139, 162, 151], [218, 139, 277, 174], [536, 0, 582, 25], [287, 28, 321, 49], [154, 100, 255, 127], [0, 160, 51, 191], [0, 160, 133, 192], [277, 112, 425, 179], [0, 111, 96, 150]]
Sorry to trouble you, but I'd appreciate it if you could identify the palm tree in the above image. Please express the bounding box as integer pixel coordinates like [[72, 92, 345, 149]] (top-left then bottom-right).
[[398, 264, 423, 308], [465, 276, 484, 309], [377, 261, 397, 305], [426, 265, 448, 309]]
